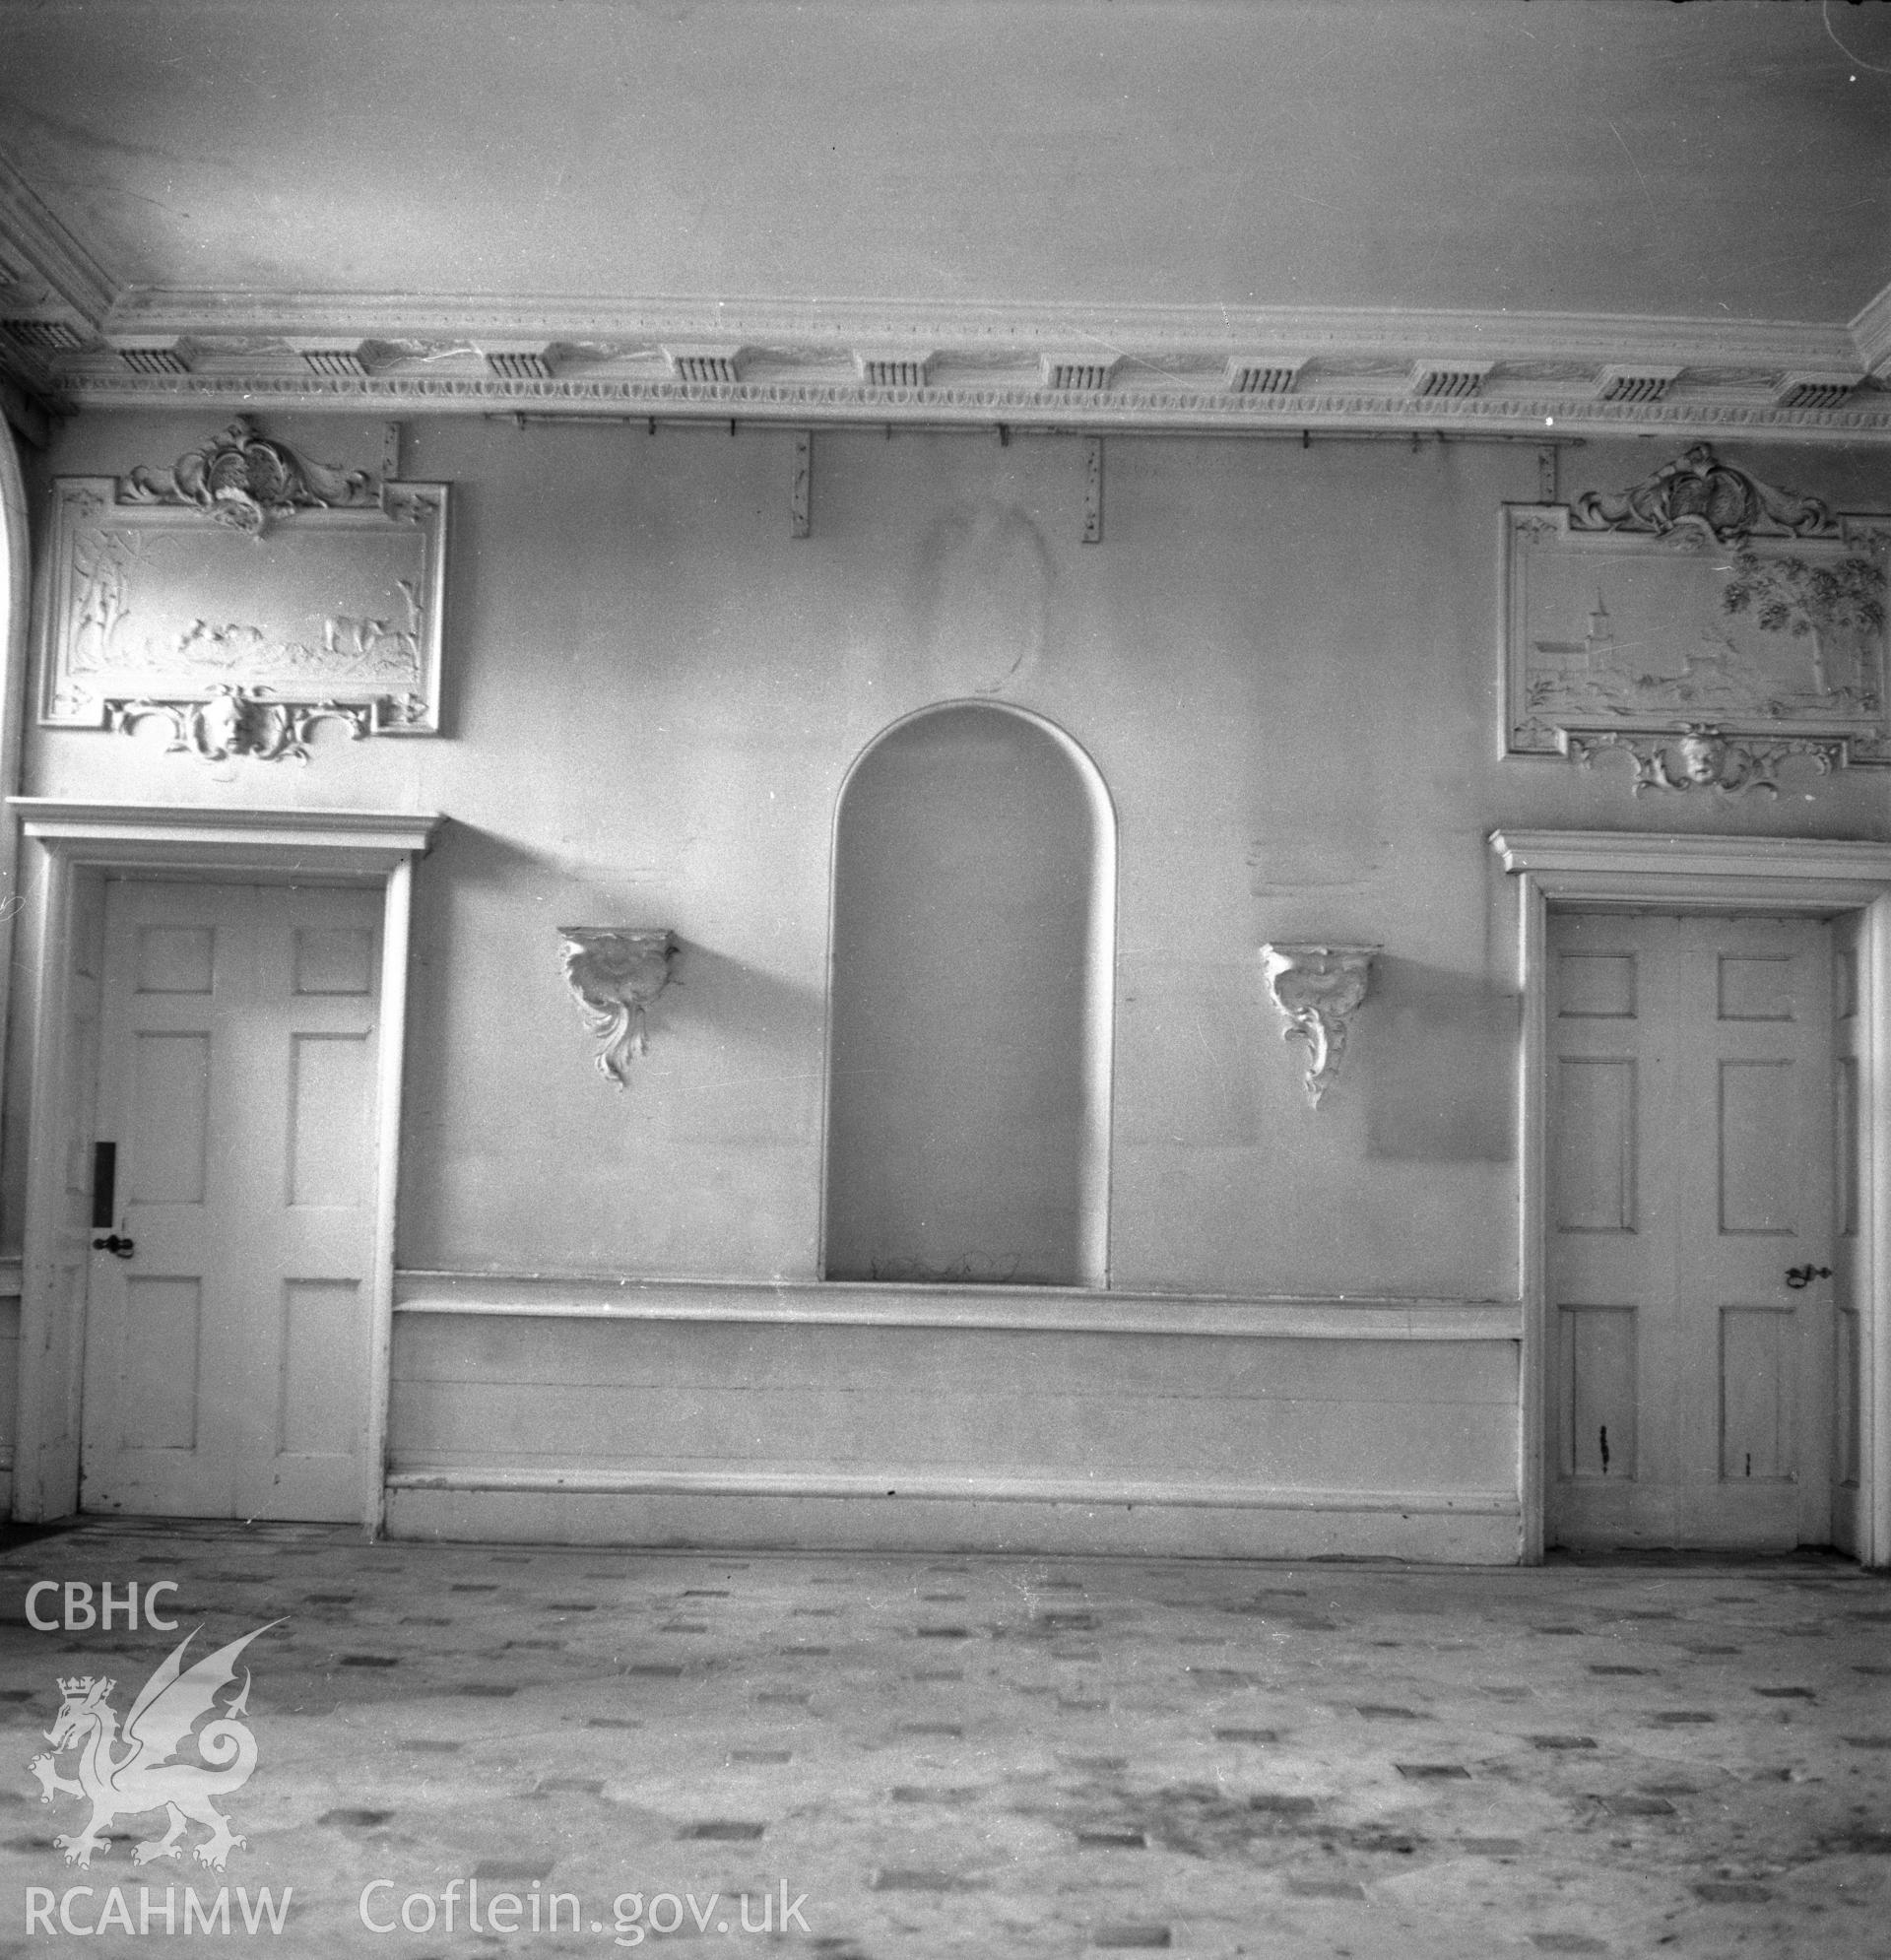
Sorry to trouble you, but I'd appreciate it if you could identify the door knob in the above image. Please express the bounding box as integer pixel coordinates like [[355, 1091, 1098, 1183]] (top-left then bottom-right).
[[1785, 1264, 1832, 1289], [91, 1234, 135, 1259]]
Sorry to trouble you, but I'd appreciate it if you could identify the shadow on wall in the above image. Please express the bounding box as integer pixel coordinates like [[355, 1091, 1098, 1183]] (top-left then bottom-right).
[[641, 941, 828, 1142], [398, 823, 832, 1271], [1362, 956, 1519, 1163], [413, 819, 566, 893], [407, 822, 828, 1120]]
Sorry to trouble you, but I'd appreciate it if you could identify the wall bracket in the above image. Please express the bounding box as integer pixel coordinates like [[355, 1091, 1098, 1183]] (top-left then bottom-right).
[[557, 928, 679, 1087], [1259, 943, 1379, 1107]]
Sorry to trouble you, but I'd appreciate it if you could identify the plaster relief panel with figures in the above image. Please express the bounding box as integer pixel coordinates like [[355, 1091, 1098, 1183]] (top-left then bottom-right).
[[34, 418, 447, 756], [1504, 445, 1888, 795]]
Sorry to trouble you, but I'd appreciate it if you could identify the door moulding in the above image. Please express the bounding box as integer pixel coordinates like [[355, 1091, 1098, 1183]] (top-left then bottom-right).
[[8, 800, 443, 1535], [1491, 828, 1891, 1567]]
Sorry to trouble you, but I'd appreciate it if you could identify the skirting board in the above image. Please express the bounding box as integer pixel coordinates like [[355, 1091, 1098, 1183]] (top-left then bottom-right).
[[383, 1478, 1524, 1563]]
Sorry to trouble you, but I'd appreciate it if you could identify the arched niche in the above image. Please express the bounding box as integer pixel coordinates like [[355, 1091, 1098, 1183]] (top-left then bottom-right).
[[823, 702, 1114, 1286]]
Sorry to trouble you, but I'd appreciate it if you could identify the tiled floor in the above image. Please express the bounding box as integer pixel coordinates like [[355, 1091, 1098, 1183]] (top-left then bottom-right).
[[0, 1522, 1883, 1956]]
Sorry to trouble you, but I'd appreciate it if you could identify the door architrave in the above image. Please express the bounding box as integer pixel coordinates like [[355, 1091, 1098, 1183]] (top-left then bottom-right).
[[8, 800, 441, 1535], [1492, 829, 1891, 1568]]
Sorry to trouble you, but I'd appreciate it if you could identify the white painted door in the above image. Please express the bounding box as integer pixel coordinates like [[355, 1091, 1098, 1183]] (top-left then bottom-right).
[[1547, 912, 1836, 1549], [82, 881, 380, 1521], [1831, 908, 1867, 1558]]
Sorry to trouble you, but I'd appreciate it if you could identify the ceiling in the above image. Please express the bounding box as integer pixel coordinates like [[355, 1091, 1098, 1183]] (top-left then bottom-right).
[[1, 0, 1888, 438]]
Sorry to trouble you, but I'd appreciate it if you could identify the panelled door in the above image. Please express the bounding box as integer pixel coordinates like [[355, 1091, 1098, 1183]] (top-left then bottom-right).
[[81, 880, 381, 1521], [1547, 912, 1838, 1549]]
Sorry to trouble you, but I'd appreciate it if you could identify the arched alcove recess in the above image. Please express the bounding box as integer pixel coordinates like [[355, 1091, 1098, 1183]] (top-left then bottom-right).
[[823, 702, 1114, 1287]]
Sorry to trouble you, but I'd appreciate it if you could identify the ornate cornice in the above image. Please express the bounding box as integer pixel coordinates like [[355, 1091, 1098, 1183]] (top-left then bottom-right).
[[1853, 278, 1891, 383], [0, 251, 1885, 435], [0, 158, 116, 331], [92, 291, 1868, 368], [21, 365, 1891, 442]]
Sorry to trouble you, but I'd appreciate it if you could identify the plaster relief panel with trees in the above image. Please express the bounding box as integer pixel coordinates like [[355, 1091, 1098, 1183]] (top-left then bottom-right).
[[34, 418, 448, 757], [1504, 445, 1888, 795]]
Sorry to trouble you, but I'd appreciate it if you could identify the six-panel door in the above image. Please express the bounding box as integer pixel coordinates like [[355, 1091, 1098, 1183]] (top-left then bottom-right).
[[1547, 912, 1837, 1549], [82, 880, 381, 1521]]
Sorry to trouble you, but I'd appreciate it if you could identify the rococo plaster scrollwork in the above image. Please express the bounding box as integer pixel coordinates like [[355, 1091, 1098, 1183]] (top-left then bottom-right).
[[121, 417, 376, 538], [1258, 944, 1378, 1108], [557, 929, 680, 1088], [1504, 444, 1890, 793], [1568, 442, 1832, 544], [36, 421, 448, 751], [1560, 725, 1843, 799], [105, 686, 375, 764]]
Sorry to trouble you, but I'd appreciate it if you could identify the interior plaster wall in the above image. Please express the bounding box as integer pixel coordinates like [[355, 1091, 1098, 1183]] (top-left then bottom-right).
[[8, 415, 1887, 1299], [5, 414, 1884, 1551]]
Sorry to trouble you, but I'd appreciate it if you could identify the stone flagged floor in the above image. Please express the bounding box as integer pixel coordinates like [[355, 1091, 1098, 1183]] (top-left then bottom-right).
[[0, 1523, 1881, 1956]]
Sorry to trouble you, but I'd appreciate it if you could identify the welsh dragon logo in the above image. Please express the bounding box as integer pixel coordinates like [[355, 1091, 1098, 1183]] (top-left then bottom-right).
[[28, 1622, 279, 1870]]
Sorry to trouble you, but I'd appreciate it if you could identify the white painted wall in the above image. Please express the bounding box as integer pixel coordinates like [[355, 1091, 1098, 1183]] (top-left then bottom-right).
[[7, 413, 1884, 1553]]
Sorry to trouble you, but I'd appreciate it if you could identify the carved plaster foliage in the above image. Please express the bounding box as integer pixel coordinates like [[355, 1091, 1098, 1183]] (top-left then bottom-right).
[[36, 419, 448, 754], [121, 419, 375, 537], [558, 929, 680, 1088], [1561, 726, 1843, 799], [106, 686, 372, 764], [1259, 944, 1378, 1108], [1504, 445, 1890, 793], [1568, 442, 1831, 542]]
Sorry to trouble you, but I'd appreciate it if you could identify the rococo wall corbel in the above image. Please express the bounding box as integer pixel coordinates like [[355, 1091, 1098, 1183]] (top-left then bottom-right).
[[557, 929, 679, 1087], [1259, 943, 1379, 1107]]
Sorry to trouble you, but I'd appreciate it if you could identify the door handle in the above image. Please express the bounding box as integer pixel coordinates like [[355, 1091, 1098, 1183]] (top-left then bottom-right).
[[91, 1234, 135, 1260], [1785, 1264, 1832, 1289]]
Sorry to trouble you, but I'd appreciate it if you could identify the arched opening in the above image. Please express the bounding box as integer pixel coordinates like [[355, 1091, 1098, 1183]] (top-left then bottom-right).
[[823, 702, 1114, 1286]]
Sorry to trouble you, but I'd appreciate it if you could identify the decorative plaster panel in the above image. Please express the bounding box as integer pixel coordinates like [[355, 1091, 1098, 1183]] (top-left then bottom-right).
[[35, 421, 447, 743], [1504, 445, 1890, 787]]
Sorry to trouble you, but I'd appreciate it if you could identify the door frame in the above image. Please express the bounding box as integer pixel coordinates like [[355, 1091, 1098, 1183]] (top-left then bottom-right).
[[1492, 829, 1891, 1567], [8, 800, 442, 1535]]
